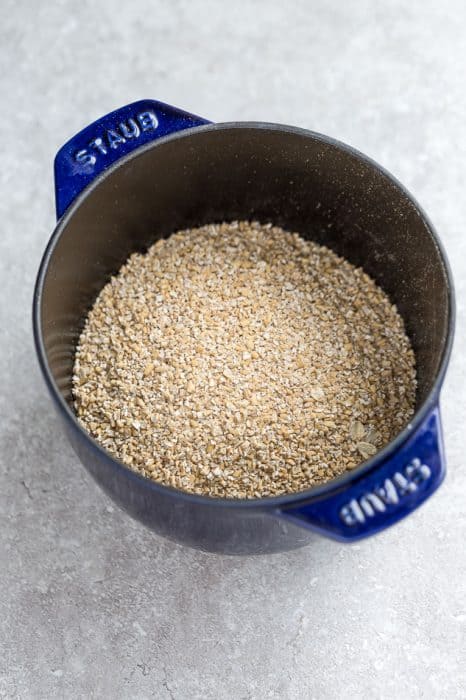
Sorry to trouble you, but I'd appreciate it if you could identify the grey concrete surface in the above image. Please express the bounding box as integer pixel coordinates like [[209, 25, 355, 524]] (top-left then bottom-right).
[[1, 1, 465, 698]]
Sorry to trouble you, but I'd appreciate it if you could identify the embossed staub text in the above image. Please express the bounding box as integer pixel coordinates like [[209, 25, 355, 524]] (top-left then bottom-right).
[[339, 458, 432, 526], [73, 110, 158, 167]]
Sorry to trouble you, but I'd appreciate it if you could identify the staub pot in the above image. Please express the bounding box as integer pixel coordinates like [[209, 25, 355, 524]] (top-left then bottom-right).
[[33, 100, 454, 554]]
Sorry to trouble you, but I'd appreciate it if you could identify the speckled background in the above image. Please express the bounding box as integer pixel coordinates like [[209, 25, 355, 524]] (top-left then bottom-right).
[[1, 1, 465, 698]]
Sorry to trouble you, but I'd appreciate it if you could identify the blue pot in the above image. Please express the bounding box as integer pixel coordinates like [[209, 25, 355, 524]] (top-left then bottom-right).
[[33, 100, 454, 554]]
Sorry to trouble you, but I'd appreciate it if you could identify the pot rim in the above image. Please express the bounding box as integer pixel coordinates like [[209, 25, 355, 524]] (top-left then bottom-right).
[[33, 121, 456, 509]]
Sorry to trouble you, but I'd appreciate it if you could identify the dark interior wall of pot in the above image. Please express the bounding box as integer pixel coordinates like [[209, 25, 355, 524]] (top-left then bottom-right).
[[39, 124, 451, 408]]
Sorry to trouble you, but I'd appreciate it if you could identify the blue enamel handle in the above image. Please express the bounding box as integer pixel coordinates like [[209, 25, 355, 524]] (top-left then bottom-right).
[[54, 99, 210, 219], [279, 406, 445, 541]]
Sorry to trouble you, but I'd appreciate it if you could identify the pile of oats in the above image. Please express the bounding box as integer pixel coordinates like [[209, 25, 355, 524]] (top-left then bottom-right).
[[73, 221, 416, 498]]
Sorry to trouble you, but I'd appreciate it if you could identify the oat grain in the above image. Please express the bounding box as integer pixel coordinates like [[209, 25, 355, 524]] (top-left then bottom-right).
[[73, 221, 416, 498]]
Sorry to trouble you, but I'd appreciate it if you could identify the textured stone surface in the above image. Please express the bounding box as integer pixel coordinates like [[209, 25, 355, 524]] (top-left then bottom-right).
[[1, 0, 465, 697]]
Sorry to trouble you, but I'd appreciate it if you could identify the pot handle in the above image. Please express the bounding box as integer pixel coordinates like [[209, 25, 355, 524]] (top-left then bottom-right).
[[278, 405, 445, 541], [54, 99, 210, 219]]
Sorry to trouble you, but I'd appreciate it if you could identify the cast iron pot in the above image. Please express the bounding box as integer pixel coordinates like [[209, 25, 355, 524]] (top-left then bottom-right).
[[33, 99, 454, 554]]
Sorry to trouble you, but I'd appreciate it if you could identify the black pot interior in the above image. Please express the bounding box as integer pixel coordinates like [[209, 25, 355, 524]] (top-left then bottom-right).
[[38, 124, 451, 413]]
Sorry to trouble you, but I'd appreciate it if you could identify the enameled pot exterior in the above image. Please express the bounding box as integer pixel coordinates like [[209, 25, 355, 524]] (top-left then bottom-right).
[[33, 100, 454, 554]]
